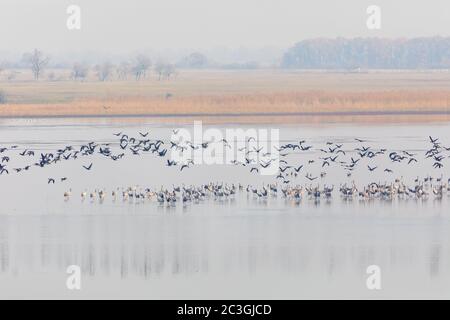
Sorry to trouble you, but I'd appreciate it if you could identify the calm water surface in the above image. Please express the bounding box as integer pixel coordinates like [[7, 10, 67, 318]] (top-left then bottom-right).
[[0, 118, 449, 299]]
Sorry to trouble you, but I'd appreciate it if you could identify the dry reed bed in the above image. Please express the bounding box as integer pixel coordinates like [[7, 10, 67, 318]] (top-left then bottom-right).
[[1, 90, 450, 118]]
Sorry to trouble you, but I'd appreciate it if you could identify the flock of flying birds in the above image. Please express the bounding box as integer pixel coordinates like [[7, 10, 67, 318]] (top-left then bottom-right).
[[0, 130, 449, 205]]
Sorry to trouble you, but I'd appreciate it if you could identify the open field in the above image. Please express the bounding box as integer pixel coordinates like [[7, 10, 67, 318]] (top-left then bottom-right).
[[1, 69, 450, 123]]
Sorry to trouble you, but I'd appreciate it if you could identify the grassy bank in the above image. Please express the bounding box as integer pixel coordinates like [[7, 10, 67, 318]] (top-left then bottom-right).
[[1, 70, 450, 122]]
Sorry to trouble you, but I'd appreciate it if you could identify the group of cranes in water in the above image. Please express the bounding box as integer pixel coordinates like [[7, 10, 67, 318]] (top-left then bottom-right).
[[64, 174, 450, 206], [1, 129, 450, 206]]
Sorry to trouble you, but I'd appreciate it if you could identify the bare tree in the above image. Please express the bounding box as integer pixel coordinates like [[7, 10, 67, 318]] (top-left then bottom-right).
[[155, 62, 176, 80], [23, 49, 50, 80], [94, 62, 114, 81], [71, 63, 89, 81], [132, 55, 151, 80], [163, 64, 176, 80], [154, 61, 165, 80], [179, 52, 208, 68], [116, 61, 130, 80]]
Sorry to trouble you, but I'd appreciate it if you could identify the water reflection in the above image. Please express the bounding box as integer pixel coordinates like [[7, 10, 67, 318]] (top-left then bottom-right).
[[0, 201, 449, 286], [0, 121, 450, 298]]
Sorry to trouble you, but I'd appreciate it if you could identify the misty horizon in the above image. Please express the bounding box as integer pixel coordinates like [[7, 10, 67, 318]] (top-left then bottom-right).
[[1, 0, 450, 67], [1, 0, 449, 53]]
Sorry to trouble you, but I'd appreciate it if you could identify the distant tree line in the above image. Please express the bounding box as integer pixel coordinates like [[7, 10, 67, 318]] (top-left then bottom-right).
[[3, 38, 450, 83], [0, 49, 180, 82], [71, 56, 178, 82], [282, 37, 450, 69]]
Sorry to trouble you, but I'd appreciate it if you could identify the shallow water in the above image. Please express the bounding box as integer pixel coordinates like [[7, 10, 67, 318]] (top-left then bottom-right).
[[0, 118, 449, 299]]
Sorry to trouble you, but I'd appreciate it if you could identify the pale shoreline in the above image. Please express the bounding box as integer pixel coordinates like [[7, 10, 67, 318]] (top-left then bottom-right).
[[1, 110, 450, 125]]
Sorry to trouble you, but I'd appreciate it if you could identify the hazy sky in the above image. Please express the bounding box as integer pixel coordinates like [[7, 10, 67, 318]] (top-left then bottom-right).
[[0, 0, 449, 54]]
